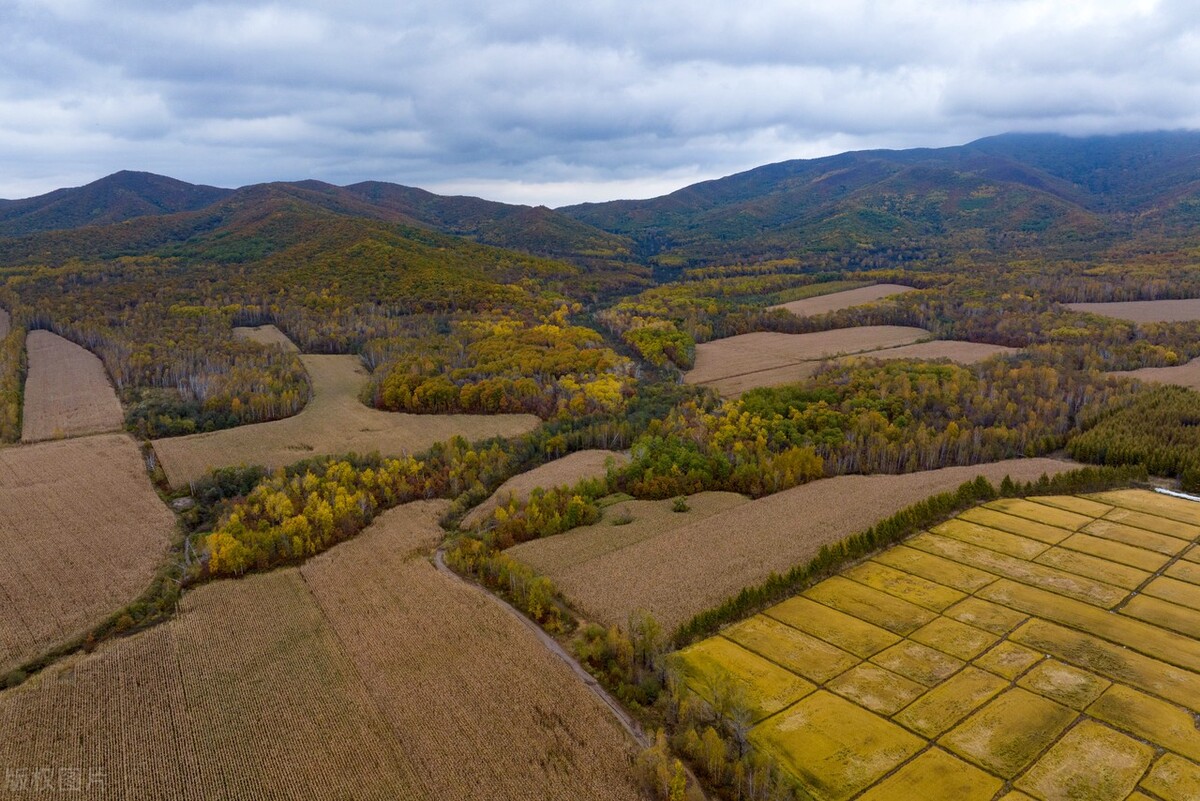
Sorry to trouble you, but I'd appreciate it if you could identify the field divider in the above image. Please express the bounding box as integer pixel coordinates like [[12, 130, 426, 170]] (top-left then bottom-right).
[[1115, 541, 1200, 616]]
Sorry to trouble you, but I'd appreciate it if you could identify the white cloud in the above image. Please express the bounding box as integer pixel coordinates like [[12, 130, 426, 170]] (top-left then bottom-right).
[[0, 0, 1198, 204]]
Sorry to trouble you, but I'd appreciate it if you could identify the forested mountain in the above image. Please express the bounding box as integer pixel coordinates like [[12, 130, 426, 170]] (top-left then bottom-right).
[[0, 171, 232, 236], [559, 131, 1200, 268]]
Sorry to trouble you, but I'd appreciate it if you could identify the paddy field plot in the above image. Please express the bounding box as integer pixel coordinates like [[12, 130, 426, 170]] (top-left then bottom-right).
[[21, 330, 123, 442], [675, 489, 1200, 801], [769, 283, 916, 317], [232, 324, 300, 351], [512, 458, 1076, 629], [684, 326, 1015, 396], [461, 449, 630, 528], [151, 354, 540, 488], [0, 501, 644, 800], [0, 433, 174, 675], [1068, 298, 1200, 322]]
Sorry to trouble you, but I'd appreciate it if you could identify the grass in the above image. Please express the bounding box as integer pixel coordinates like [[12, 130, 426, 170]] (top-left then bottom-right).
[[1016, 660, 1110, 710], [722, 615, 858, 683], [856, 748, 1002, 801], [152, 354, 540, 488], [940, 688, 1076, 778], [892, 667, 1008, 738], [675, 637, 815, 722], [1013, 719, 1154, 801], [826, 663, 925, 715], [842, 561, 967, 612]]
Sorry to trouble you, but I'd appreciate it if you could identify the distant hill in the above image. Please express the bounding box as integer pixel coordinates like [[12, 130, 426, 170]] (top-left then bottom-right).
[[0, 173, 638, 274], [0, 171, 232, 236], [558, 131, 1200, 267]]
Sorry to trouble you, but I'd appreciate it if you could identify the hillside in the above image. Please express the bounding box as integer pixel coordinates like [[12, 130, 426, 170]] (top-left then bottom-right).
[[559, 131, 1200, 268]]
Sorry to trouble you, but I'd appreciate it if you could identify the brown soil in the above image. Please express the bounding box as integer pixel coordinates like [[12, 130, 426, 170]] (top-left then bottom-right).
[[770, 284, 916, 317], [233, 324, 300, 352], [1068, 299, 1200, 323], [462, 450, 631, 528], [1111, 357, 1200, 391]]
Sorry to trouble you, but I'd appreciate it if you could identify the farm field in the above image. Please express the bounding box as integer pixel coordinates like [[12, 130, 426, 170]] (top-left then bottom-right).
[[0, 501, 645, 800], [232, 324, 300, 351], [684, 328, 1014, 396], [0, 434, 175, 675], [677, 488, 1200, 801], [151, 354, 540, 487], [511, 458, 1078, 629], [462, 449, 631, 528], [1067, 298, 1200, 322], [0, 308, 9, 338], [769, 283, 916, 317], [1111, 357, 1200, 391], [21, 330, 124, 442]]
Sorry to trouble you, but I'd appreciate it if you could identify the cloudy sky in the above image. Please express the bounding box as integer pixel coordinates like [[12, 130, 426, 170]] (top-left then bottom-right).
[[2, 0, 1198, 205]]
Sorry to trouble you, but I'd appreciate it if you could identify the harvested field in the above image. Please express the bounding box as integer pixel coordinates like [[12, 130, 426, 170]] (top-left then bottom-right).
[[675, 489, 1200, 801], [1068, 298, 1200, 322], [151, 354, 540, 487], [0, 434, 174, 675], [514, 458, 1077, 629], [21, 330, 123, 442], [685, 326, 928, 392], [770, 283, 916, 317], [0, 308, 9, 339], [232, 324, 300, 351], [847, 340, 1017, 364], [462, 449, 630, 528], [0, 501, 645, 800], [1111, 357, 1200, 391]]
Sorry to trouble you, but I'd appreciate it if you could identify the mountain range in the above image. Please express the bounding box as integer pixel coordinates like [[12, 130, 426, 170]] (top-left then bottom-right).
[[3, 131, 1200, 274]]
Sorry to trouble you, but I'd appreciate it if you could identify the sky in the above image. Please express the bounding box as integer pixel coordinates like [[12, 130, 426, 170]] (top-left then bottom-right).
[[2, 0, 1199, 206]]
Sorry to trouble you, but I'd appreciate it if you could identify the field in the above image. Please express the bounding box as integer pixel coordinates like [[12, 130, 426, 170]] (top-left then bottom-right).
[[151, 354, 540, 487], [232, 324, 300, 351], [0, 434, 175, 675], [510, 458, 1078, 629], [0, 501, 645, 800], [683, 327, 1014, 396], [21, 330, 124, 443], [677, 488, 1200, 801], [0, 308, 9, 338], [1111, 357, 1200, 391], [461, 449, 631, 528], [769, 283, 916, 317], [1067, 298, 1200, 322]]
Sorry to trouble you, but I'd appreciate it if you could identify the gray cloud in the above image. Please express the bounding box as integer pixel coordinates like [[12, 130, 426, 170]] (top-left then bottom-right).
[[1, 0, 1198, 204]]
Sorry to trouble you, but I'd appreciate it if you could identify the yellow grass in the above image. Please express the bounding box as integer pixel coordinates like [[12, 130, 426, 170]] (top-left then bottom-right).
[[1016, 660, 1110, 710], [1014, 719, 1154, 801], [1112, 357, 1200, 391], [1088, 684, 1200, 764], [943, 597, 1028, 635], [972, 640, 1043, 680], [1141, 753, 1200, 801], [21, 330, 123, 442], [515, 459, 1077, 629], [232, 324, 300, 351], [1029, 494, 1114, 518], [1166, 558, 1200, 585], [909, 532, 1128, 607], [957, 506, 1074, 543], [1033, 546, 1149, 589], [461, 449, 630, 528], [933, 518, 1050, 559], [826, 663, 925, 715], [1091, 488, 1200, 528], [908, 616, 998, 660], [722, 615, 858, 683], [870, 640, 964, 687], [765, 596, 899, 658], [0, 434, 174, 675], [893, 667, 1008, 738], [1011, 619, 1200, 711], [1068, 298, 1200, 322], [939, 688, 1076, 778], [804, 576, 936, 635], [769, 283, 916, 316], [750, 691, 923, 801], [1059, 530, 1172, 571], [1122, 594, 1200, 639], [984, 497, 1095, 530], [152, 354, 540, 487], [675, 637, 814, 722], [857, 748, 1002, 801], [684, 325, 928, 393], [1085, 517, 1192, 553], [843, 561, 966, 611], [872, 545, 996, 593]]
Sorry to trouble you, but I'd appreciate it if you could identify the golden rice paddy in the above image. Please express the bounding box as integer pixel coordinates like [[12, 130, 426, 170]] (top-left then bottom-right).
[[675, 489, 1200, 800]]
